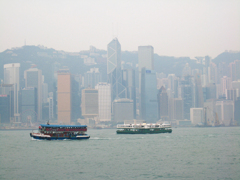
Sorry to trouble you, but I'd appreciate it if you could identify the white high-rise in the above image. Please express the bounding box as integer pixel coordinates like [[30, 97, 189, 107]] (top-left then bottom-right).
[[190, 108, 204, 125], [95, 83, 111, 122], [4, 63, 20, 122], [138, 46, 154, 70], [138, 46, 154, 94]]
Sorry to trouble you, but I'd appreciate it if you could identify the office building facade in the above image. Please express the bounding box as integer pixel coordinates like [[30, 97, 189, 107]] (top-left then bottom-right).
[[4, 63, 20, 122], [95, 83, 111, 122], [24, 68, 42, 120]]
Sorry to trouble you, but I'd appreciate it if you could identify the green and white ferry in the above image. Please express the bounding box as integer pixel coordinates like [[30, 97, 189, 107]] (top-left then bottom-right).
[[116, 122, 172, 134]]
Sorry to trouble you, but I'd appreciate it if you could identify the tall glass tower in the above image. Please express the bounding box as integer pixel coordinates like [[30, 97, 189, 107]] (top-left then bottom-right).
[[141, 68, 158, 122], [4, 63, 20, 122], [107, 38, 126, 101]]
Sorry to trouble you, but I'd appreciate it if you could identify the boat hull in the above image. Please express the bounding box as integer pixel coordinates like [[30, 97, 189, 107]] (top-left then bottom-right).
[[30, 133, 90, 140], [116, 128, 172, 134]]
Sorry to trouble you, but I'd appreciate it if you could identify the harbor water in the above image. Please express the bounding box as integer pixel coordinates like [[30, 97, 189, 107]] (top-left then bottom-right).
[[0, 127, 240, 179]]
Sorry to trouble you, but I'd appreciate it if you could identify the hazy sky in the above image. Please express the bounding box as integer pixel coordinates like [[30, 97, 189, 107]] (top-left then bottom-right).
[[1, 0, 239, 58]]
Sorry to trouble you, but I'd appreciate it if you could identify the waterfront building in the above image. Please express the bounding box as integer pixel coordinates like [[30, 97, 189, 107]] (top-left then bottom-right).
[[113, 98, 133, 122], [204, 99, 216, 124], [168, 98, 183, 121], [190, 108, 204, 125], [24, 68, 42, 120], [84, 68, 102, 88], [234, 97, 240, 125], [215, 100, 234, 126], [48, 92, 54, 120], [194, 73, 204, 108], [81, 89, 98, 119], [107, 38, 126, 100], [4, 63, 20, 122], [95, 83, 111, 122], [138, 46, 154, 94], [122, 69, 136, 118], [157, 86, 168, 120], [57, 70, 71, 124], [141, 68, 158, 122], [0, 95, 12, 123], [180, 75, 194, 120], [20, 87, 38, 123]]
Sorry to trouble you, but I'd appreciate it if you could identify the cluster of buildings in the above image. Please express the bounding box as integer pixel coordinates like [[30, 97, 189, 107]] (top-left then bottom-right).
[[0, 39, 240, 127]]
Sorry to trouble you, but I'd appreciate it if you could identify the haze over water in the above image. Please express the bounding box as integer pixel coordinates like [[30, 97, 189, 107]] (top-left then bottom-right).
[[1, 127, 240, 179]]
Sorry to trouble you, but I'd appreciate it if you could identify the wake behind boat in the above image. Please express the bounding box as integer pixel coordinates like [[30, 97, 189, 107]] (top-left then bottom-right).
[[30, 124, 90, 140]]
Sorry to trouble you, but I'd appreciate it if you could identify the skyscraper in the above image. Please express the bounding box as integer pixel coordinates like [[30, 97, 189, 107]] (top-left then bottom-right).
[[107, 38, 126, 100], [138, 46, 154, 71], [180, 75, 194, 120], [157, 86, 168, 120], [81, 89, 98, 119], [141, 68, 158, 122], [122, 69, 136, 118], [84, 68, 102, 88], [24, 68, 42, 120], [194, 73, 204, 108], [138, 46, 154, 93], [4, 63, 20, 122], [57, 70, 71, 124], [95, 83, 111, 122], [20, 87, 38, 123]]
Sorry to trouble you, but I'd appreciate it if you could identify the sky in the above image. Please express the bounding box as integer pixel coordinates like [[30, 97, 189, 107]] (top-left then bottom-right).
[[0, 0, 240, 58]]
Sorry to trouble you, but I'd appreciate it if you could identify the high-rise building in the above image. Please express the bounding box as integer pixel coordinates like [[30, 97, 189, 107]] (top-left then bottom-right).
[[206, 83, 217, 100], [24, 68, 42, 120], [48, 92, 54, 121], [215, 100, 234, 126], [122, 69, 136, 118], [221, 76, 232, 97], [0, 95, 12, 123], [141, 68, 158, 122], [107, 38, 126, 100], [229, 60, 240, 81], [4, 63, 20, 122], [180, 75, 194, 120], [81, 89, 98, 119], [157, 86, 168, 120], [95, 83, 111, 122], [138, 46, 154, 71], [168, 98, 183, 120], [20, 87, 38, 123], [84, 68, 102, 88], [234, 97, 240, 125], [194, 73, 204, 108], [113, 98, 134, 122], [57, 70, 71, 124], [190, 108, 204, 125], [208, 62, 218, 84], [138, 46, 154, 94]]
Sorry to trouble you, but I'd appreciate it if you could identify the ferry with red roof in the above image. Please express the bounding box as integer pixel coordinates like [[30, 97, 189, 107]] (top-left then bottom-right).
[[30, 124, 90, 140]]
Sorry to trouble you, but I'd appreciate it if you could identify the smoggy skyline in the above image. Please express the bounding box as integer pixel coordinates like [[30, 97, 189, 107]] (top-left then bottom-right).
[[1, 0, 239, 58]]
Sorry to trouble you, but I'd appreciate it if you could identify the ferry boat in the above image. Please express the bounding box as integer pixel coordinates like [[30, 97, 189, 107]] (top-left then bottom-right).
[[30, 124, 90, 140], [116, 123, 172, 134]]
